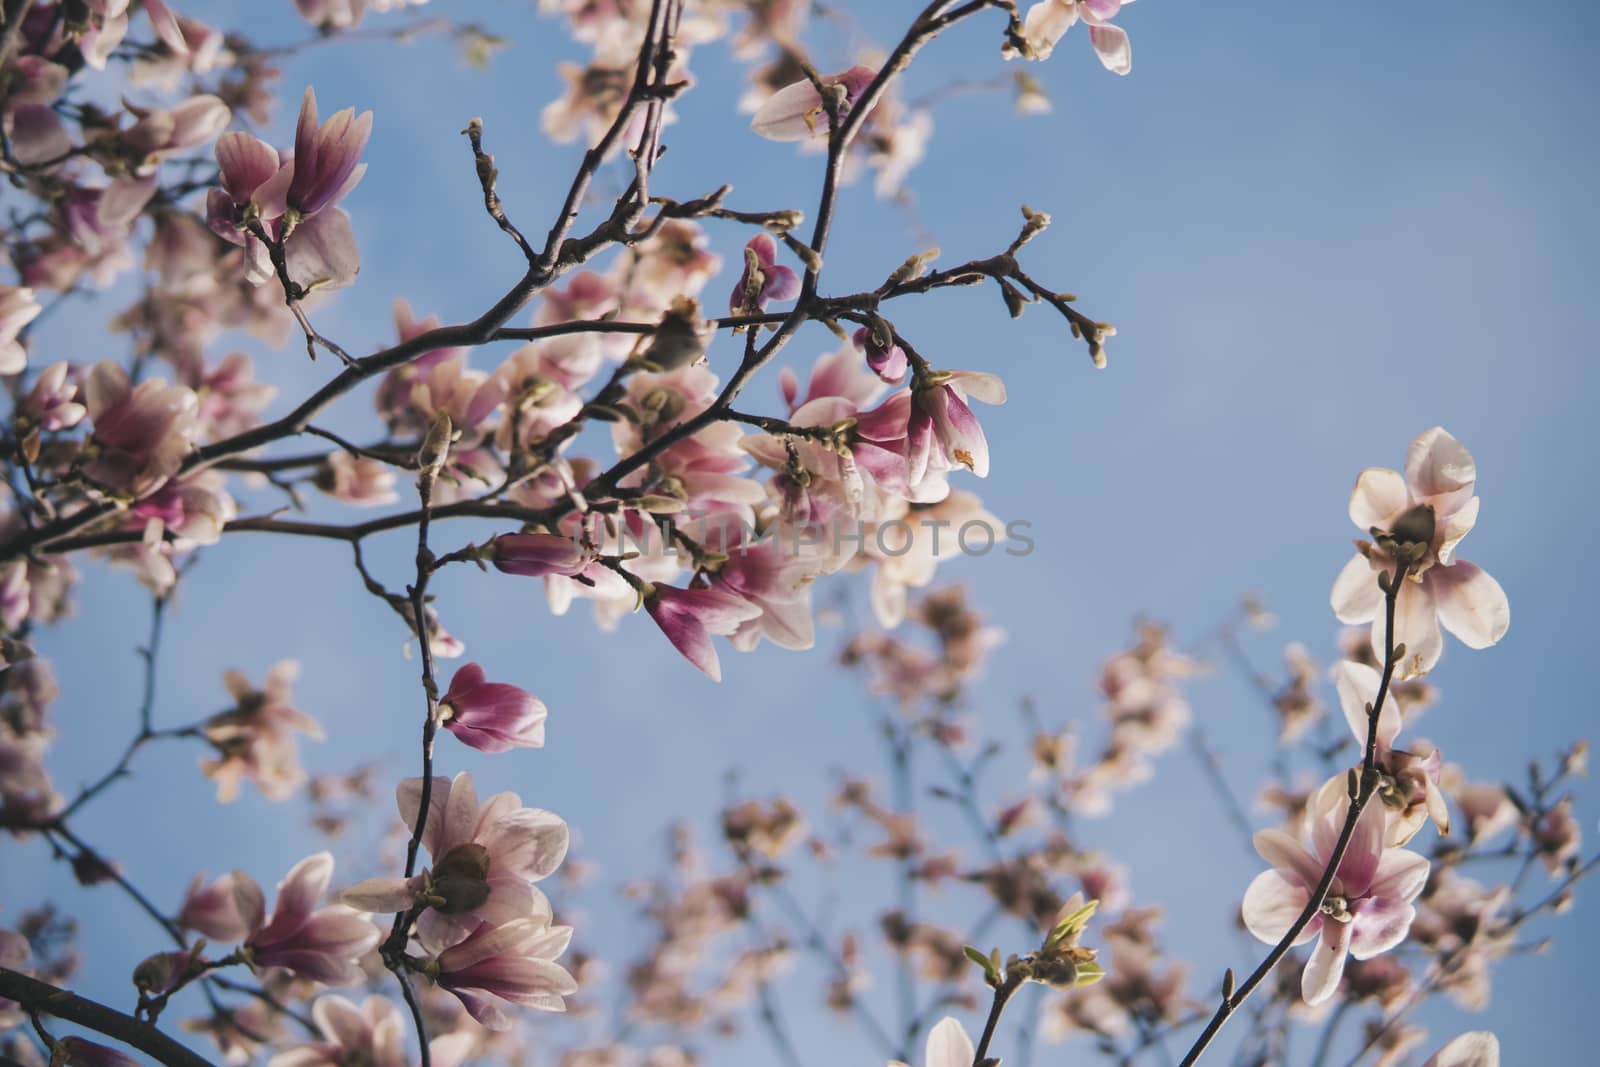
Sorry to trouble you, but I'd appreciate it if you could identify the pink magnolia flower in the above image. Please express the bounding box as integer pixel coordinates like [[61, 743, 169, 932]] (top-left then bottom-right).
[[315, 453, 399, 506], [852, 325, 907, 385], [490, 533, 592, 578], [1423, 1032, 1500, 1067], [83, 360, 199, 497], [341, 772, 568, 948], [0, 286, 42, 375], [750, 65, 878, 142], [211, 131, 290, 225], [121, 95, 231, 172], [436, 662, 548, 753], [237, 853, 380, 985], [910, 370, 1007, 480], [419, 917, 578, 1030], [287, 87, 372, 218], [1331, 428, 1510, 679], [644, 583, 762, 682], [178, 871, 251, 942], [1320, 661, 1449, 846], [267, 994, 474, 1067], [200, 662, 323, 802], [18, 363, 79, 428], [728, 234, 800, 316], [889, 1016, 974, 1067], [1242, 799, 1429, 1004], [1013, 0, 1134, 75]]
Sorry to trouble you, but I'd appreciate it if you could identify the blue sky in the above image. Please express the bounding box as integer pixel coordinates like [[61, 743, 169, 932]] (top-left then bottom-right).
[[4, 1, 1596, 1064]]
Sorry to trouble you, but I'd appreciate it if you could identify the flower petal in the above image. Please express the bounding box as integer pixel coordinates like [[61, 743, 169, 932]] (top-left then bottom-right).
[[1301, 919, 1352, 1005], [1428, 561, 1509, 650]]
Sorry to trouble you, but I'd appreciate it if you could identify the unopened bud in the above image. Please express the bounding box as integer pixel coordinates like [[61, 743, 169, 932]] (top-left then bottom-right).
[[418, 412, 454, 481]]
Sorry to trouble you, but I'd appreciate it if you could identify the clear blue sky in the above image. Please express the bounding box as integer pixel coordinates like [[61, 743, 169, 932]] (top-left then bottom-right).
[[4, 1, 1595, 1064]]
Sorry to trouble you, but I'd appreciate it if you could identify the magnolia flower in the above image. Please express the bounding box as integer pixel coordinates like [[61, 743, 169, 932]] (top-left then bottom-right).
[[1320, 660, 1448, 846], [911, 370, 1007, 480], [83, 360, 199, 497], [1423, 1032, 1500, 1067], [1331, 428, 1509, 678], [287, 87, 372, 218], [315, 453, 398, 506], [419, 917, 578, 1030], [490, 533, 592, 578], [0, 286, 42, 375], [1241, 799, 1429, 1004], [267, 995, 474, 1067], [436, 662, 548, 753], [200, 662, 323, 802], [342, 772, 567, 947], [728, 234, 800, 316], [643, 583, 762, 682], [852, 325, 907, 385], [238, 853, 380, 985], [889, 1016, 974, 1067], [750, 65, 877, 142], [178, 871, 251, 942], [1012, 0, 1134, 75]]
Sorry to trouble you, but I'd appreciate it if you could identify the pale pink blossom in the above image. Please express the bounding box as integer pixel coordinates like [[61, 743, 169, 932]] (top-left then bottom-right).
[[1322, 660, 1449, 846], [200, 662, 323, 802], [121, 95, 231, 172], [1331, 428, 1509, 678], [437, 662, 548, 753], [237, 853, 379, 985], [1423, 1032, 1500, 1067], [178, 871, 251, 942], [750, 65, 878, 142], [316, 453, 399, 506], [83, 360, 199, 497], [889, 1016, 973, 1067], [20, 362, 85, 432], [0, 286, 41, 375], [1241, 799, 1429, 1004], [342, 772, 568, 948], [267, 994, 474, 1067], [1012, 0, 1134, 75], [419, 917, 578, 1030]]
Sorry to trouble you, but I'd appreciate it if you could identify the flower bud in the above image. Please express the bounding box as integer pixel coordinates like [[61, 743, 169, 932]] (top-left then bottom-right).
[[418, 411, 454, 482]]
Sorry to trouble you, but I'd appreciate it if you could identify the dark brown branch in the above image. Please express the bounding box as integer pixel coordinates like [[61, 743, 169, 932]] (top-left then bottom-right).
[[0, 967, 213, 1067]]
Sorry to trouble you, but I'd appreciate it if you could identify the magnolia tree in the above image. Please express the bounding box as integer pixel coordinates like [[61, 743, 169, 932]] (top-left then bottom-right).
[[0, 2, 1587, 1067]]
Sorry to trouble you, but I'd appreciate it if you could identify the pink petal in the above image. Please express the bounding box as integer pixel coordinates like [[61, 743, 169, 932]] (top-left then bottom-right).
[[1241, 869, 1314, 946], [1253, 829, 1323, 891], [1404, 427, 1476, 512], [1373, 578, 1442, 679], [1301, 919, 1352, 1004], [1331, 553, 1382, 624], [925, 1017, 975, 1067], [1423, 1032, 1500, 1067], [1348, 894, 1416, 960], [1427, 561, 1509, 650], [1089, 24, 1132, 75], [1348, 467, 1408, 532], [1366, 847, 1431, 903], [1333, 661, 1400, 751]]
